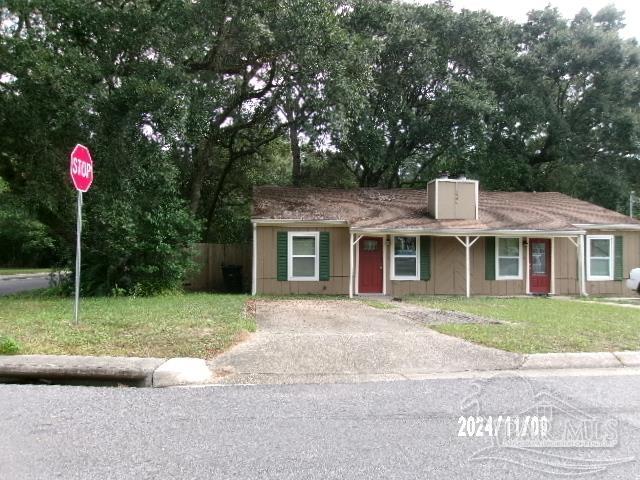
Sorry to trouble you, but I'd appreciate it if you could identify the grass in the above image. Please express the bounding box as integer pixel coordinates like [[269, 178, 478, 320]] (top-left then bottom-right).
[[0, 291, 255, 358], [405, 296, 640, 353], [0, 268, 50, 275], [360, 298, 397, 309]]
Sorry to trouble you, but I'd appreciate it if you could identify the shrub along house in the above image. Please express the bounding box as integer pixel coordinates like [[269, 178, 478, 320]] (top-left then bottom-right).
[[250, 176, 640, 297]]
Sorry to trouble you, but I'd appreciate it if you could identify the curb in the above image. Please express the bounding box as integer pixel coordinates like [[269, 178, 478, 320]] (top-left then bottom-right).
[[2, 351, 640, 387], [521, 351, 640, 370], [0, 355, 212, 388]]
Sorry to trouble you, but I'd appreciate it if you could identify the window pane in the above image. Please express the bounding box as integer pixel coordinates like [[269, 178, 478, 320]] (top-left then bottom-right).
[[292, 236, 316, 255], [590, 239, 610, 258], [531, 243, 546, 274], [590, 258, 610, 277], [363, 239, 378, 251], [394, 237, 416, 255], [292, 257, 315, 277], [499, 238, 519, 257], [498, 258, 519, 277], [395, 257, 416, 276]]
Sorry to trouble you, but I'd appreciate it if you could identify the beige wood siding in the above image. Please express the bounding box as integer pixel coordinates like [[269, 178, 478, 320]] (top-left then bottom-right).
[[553, 237, 579, 295], [256, 225, 350, 295], [256, 227, 640, 297], [389, 236, 525, 297]]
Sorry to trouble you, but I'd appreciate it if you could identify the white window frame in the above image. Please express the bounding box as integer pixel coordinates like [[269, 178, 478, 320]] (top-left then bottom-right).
[[586, 235, 614, 281], [495, 237, 523, 280], [390, 235, 420, 281], [287, 231, 320, 281]]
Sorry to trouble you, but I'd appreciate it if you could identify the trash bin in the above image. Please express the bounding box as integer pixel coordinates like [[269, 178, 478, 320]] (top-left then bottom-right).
[[221, 264, 243, 292]]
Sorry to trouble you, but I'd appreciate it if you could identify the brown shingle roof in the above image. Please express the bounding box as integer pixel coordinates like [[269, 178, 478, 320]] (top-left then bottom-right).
[[252, 186, 640, 232]]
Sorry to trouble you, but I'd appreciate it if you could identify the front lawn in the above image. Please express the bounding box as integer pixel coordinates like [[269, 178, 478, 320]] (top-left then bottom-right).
[[0, 292, 254, 358], [405, 296, 640, 353]]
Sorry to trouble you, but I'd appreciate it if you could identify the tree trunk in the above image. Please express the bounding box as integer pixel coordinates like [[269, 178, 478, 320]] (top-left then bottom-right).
[[189, 138, 214, 214], [285, 106, 302, 186], [205, 154, 237, 237], [289, 122, 302, 186]]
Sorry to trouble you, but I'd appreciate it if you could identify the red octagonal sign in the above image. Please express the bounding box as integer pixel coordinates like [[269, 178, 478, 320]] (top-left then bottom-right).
[[70, 144, 93, 192]]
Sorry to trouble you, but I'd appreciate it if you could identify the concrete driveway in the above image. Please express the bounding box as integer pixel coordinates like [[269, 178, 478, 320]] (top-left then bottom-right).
[[209, 300, 523, 384]]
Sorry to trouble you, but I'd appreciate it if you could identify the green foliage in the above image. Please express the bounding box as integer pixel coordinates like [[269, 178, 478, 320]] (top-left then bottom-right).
[[330, 2, 502, 187], [1, 0, 639, 288], [475, 6, 640, 208], [80, 137, 200, 296], [0, 189, 58, 267], [1, 1, 199, 293], [0, 335, 20, 354]]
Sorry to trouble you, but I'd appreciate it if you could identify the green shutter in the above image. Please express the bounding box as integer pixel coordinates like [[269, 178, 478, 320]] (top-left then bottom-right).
[[277, 231, 287, 281], [319, 232, 330, 281], [485, 237, 496, 281], [614, 235, 624, 281], [420, 236, 431, 281]]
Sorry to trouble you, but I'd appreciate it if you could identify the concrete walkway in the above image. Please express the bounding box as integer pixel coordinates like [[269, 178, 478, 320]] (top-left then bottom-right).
[[208, 300, 524, 384]]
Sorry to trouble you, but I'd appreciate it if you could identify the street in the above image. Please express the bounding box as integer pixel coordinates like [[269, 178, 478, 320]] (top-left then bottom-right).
[[2, 371, 639, 479], [0, 275, 52, 296]]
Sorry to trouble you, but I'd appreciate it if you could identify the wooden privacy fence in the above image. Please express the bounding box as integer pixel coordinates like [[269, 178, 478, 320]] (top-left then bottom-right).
[[185, 243, 252, 292]]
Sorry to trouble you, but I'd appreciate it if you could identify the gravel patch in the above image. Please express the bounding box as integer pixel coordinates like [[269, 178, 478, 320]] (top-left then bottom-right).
[[392, 307, 501, 325]]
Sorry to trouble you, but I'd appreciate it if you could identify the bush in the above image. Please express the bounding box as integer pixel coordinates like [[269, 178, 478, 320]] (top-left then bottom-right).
[[0, 180, 58, 268], [0, 335, 20, 355], [76, 137, 200, 296]]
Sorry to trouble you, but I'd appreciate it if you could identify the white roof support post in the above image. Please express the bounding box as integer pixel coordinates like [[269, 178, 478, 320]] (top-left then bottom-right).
[[551, 237, 556, 295], [349, 234, 364, 298], [349, 233, 354, 298], [578, 234, 588, 297], [455, 236, 480, 298], [465, 236, 471, 298], [251, 222, 257, 296], [525, 238, 530, 295]]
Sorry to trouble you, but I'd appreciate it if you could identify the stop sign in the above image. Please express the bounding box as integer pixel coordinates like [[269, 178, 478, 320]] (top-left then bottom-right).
[[69, 144, 94, 192]]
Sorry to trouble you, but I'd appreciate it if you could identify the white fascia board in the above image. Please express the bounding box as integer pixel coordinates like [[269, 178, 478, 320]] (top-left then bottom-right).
[[573, 224, 640, 231], [252, 219, 348, 227], [350, 228, 586, 237]]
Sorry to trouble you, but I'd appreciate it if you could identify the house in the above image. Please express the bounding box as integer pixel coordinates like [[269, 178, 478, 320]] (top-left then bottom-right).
[[250, 176, 640, 297]]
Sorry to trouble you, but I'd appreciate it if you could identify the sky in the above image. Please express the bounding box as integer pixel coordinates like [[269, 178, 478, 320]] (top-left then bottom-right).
[[415, 0, 639, 39]]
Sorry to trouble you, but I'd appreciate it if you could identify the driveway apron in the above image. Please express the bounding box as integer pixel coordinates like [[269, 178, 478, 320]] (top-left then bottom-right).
[[208, 300, 523, 384]]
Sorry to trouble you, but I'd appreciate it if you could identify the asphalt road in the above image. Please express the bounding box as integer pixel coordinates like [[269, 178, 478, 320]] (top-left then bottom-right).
[[1, 371, 640, 479], [0, 274, 52, 296]]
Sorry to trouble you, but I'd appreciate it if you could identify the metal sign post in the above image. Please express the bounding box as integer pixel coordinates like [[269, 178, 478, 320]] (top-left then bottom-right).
[[74, 191, 82, 325], [69, 144, 93, 325]]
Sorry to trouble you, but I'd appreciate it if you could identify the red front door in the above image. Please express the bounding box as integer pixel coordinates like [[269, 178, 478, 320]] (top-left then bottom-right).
[[529, 238, 551, 294], [359, 237, 383, 293]]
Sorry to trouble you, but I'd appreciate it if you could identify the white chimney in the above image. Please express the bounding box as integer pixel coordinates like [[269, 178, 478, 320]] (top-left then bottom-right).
[[427, 177, 479, 220]]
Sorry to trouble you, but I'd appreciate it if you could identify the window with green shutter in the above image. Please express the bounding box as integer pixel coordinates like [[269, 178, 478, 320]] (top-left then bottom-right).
[[485, 237, 496, 281], [420, 236, 431, 281]]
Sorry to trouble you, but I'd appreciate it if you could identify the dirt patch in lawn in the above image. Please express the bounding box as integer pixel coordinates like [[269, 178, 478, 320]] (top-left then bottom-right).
[[393, 308, 501, 325]]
